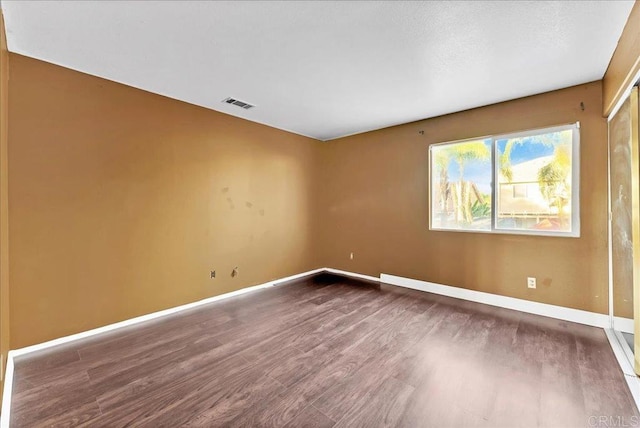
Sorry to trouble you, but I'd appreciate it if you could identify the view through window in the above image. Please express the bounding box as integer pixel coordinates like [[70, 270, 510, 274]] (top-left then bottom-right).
[[430, 123, 579, 236]]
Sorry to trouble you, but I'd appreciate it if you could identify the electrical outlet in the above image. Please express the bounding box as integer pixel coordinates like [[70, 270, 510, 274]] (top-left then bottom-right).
[[350, 252, 354, 260], [527, 277, 536, 289], [210, 270, 216, 279]]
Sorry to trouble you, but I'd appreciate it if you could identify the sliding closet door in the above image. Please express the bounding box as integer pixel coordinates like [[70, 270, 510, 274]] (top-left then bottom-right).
[[610, 86, 640, 373]]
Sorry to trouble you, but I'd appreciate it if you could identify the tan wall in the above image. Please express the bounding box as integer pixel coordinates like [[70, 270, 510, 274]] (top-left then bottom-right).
[[317, 82, 609, 314], [0, 10, 10, 398], [8, 54, 322, 349], [3, 51, 616, 347], [603, 0, 640, 117]]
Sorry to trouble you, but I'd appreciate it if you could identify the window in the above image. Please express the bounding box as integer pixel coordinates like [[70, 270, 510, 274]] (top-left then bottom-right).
[[429, 123, 579, 237]]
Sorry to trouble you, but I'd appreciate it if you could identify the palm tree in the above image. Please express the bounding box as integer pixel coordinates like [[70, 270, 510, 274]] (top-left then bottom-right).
[[538, 143, 571, 223], [451, 141, 490, 183], [433, 149, 451, 222], [449, 141, 490, 224]]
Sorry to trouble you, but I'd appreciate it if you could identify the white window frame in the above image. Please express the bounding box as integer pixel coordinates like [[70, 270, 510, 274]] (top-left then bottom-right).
[[428, 122, 580, 238]]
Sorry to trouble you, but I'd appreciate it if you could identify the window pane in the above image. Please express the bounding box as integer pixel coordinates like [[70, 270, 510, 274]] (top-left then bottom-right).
[[496, 129, 573, 233], [431, 139, 492, 231]]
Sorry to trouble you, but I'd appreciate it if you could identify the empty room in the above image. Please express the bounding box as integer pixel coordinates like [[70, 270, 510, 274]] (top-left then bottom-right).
[[1, 0, 640, 427]]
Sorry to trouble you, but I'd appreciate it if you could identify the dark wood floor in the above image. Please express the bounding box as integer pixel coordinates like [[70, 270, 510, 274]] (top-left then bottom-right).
[[10, 274, 639, 427]]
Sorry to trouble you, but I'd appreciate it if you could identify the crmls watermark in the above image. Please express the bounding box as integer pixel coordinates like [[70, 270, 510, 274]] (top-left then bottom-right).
[[588, 416, 640, 427]]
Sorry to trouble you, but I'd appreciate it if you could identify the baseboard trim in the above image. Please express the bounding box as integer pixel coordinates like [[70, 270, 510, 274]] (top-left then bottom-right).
[[324, 268, 380, 283], [614, 316, 635, 334], [605, 329, 640, 413], [623, 373, 640, 414], [0, 267, 324, 428], [25, 268, 608, 359], [10, 268, 324, 359], [606, 328, 636, 376], [614, 329, 637, 375], [379, 273, 610, 329], [1, 351, 14, 426], [0, 267, 625, 427]]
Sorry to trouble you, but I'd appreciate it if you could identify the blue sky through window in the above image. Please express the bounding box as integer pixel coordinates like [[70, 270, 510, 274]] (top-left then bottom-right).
[[442, 139, 492, 194], [497, 137, 555, 165], [438, 132, 566, 196]]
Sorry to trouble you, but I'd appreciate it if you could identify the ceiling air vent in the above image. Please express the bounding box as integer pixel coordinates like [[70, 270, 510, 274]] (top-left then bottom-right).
[[222, 97, 255, 110]]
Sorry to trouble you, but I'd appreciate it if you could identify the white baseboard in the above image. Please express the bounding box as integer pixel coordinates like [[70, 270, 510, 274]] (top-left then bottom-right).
[[1, 351, 14, 427], [0, 267, 324, 428], [605, 329, 640, 413], [9, 268, 324, 359], [614, 316, 635, 334], [382, 273, 640, 411], [324, 268, 379, 283], [10, 268, 612, 362], [614, 329, 636, 375], [379, 273, 610, 329], [623, 374, 640, 413], [0, 267, 627, 428], [606, 329, 636, 376]]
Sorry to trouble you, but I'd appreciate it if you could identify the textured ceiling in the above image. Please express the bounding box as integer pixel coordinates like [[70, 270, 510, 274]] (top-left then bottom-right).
[[1, 1, 635, 140]]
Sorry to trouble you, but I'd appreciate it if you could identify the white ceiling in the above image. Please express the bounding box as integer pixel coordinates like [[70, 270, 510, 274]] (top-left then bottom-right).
[[1, 1, 635, 141]]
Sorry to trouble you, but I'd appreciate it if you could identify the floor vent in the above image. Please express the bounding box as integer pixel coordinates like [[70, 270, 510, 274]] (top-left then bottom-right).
[[222, 97, 255, 110]]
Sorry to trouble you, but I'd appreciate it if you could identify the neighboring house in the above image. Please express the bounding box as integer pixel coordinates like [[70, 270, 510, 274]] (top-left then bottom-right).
[[497, 155, 571, 224]]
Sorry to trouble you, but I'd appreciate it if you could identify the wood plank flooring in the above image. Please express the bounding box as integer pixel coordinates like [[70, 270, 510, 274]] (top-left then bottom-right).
[[10, 274, 639, 427]]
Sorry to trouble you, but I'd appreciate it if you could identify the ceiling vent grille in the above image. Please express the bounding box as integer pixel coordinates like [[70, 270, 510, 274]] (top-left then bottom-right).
[[222, 97, 255, 110]]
